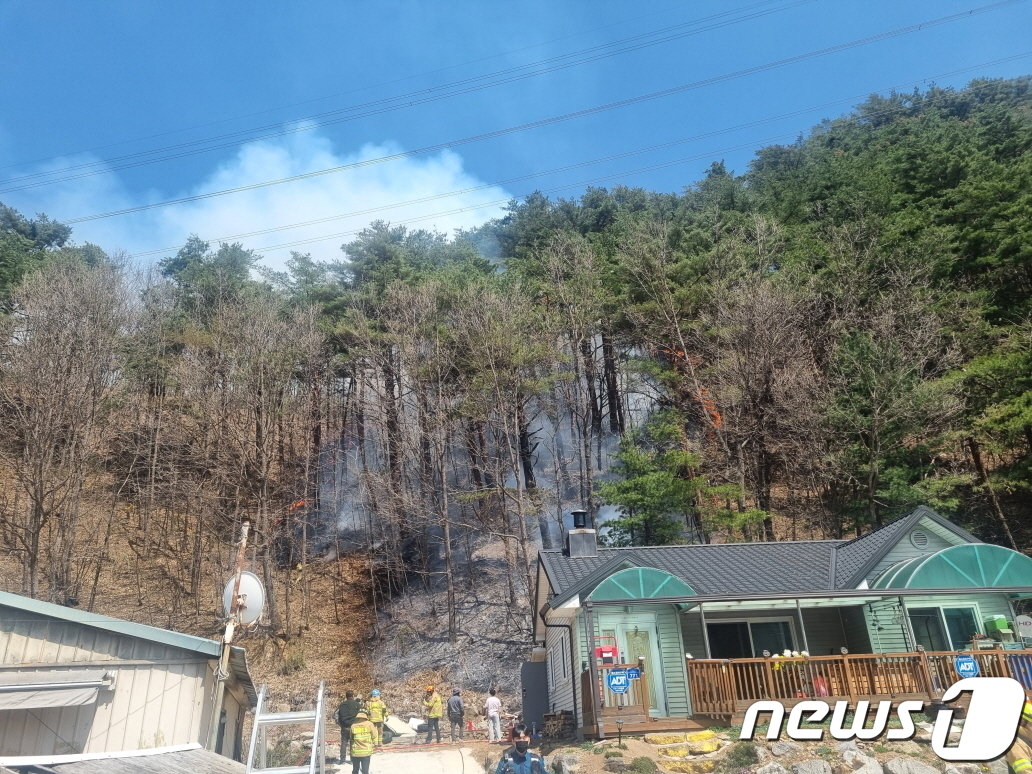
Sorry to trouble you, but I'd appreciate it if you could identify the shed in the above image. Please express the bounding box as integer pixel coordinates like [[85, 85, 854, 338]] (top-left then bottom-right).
[[0, 591, 256, 760]]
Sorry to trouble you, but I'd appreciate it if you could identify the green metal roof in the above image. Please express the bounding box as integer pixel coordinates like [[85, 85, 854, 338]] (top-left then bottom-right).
[[587, 567, 696, 601], [872, 544, 1032, 589]]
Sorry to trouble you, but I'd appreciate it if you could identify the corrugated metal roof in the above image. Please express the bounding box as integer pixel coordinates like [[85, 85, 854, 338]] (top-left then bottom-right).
[[0, 745, 245, 773], [0, 591, 221, 658], [541, 506, 984, 603]]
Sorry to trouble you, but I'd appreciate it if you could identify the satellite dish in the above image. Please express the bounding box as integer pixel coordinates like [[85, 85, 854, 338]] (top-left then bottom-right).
[[222, 571, 265, 625]]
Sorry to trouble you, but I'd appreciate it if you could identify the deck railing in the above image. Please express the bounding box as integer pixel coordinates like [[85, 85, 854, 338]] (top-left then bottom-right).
[[685, 649, 1032, 720]]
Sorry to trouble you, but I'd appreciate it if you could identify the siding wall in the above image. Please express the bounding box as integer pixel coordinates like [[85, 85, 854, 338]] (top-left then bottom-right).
[[543, 617, 577, 724], [0, 607, 243, 757], [863, 522, 959, 585]]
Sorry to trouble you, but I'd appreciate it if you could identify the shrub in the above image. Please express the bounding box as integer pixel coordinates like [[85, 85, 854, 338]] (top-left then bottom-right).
[[719, 742, 759, 772], [629, 757, 659, 772], [605, 750, 624, 758]]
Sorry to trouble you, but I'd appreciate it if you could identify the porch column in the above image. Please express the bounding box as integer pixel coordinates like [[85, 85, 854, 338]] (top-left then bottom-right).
[[584, 601, 605, 740], [899, 595, 918, 650], [699, 602, 711, 658], [796, 599, 811, 653]]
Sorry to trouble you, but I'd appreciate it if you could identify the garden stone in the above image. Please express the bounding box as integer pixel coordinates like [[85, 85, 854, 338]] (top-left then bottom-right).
[[660, 761, 718, 774], [883, 758, 940, 774], [756, 762, 789, 774], [792, 759, 833, 774], [837, 741, 859, 754], [943, 765, 981, 774], [772, 741, 803, 756], [986, 758, 1009, 774], [756, 747, 771, 762], [604, 758, 629, 773]]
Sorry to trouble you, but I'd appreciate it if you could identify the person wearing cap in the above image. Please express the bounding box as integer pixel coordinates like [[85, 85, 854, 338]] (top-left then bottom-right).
[[422, 684, 443, 744], [366, 689, 388, 746], [349, 709, 376, 774], [494, 724, 546, 774], [447, 688, 465, 742], [335, 690, 363, 764]]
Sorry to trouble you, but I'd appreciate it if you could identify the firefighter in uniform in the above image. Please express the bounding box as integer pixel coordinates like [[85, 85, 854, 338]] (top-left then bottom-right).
[[1006, 699, 1032, 774], [423, 685, 443, 744], [366, 689, 389, 746], [349, 710, 377, 774]]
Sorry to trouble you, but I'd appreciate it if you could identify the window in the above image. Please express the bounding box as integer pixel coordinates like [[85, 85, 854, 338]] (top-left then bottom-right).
[[707, 618, 796, 658], [943, 607, 980, 649], [907, 605, 981, 650]]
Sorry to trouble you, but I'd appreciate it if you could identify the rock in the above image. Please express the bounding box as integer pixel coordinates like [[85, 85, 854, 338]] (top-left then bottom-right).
[[842, 749, 869, 769], [660, 760, 719, 774], [943, 766, 981, 774], [883, 758, 941, 774], [687, 730, 719, 743], [553, 753, 581, 774], [772, 741, 804, 756], [986, 758, 1009, 774], [756, 763, 789, 774], [756, 747, 771, 762], [792, 760, 833, 774], [837, 741, 859, 754], [646, 732, 688, 745], [604, 758, 629, 773], [890, 741, 923, 755]]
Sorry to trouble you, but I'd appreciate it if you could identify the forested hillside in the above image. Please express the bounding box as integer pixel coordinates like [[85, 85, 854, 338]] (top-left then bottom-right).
[[0, 77, 1029, 689]]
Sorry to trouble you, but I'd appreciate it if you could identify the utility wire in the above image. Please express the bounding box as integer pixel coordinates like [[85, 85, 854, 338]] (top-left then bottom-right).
[[127, 56, 1031, 260], [125, 51, 1032, 259], [51, 0, 1024, 225], [0, 0, 801, 188], [0, 0, 711, 172]]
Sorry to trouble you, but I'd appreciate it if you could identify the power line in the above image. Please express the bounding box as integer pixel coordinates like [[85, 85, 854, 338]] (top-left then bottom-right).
[[128, 53, 1032, 260], [0, 0, 705, 172], [54, 0, 1023, 225], [126, 53, 1032, 259], [0, 0, 801, 190]]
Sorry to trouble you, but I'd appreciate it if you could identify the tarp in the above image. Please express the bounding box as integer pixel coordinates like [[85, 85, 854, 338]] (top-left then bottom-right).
[[0, 670, 107, 711]]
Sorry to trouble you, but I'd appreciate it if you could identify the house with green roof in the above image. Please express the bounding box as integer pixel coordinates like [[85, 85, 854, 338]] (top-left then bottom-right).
[[0, 590, 256, 761], [532, 506, 1032, 736]]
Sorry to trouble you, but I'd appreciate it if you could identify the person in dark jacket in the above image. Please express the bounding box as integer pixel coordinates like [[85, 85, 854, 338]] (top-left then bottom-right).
[[495, 724, 545, 774], [447, 688, 465, 742], [335, 690, 363, 763]]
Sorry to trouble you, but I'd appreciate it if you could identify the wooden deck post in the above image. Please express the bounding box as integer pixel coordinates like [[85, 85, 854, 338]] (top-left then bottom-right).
[[917, 647, 935, 699], [843, 653, 856, 704]]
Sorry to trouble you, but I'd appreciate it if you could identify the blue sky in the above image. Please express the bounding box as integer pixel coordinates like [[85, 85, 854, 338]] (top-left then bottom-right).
[[1, 0, 1030, 271]]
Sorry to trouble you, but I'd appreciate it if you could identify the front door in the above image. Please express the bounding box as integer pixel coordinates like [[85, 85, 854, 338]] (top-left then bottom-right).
[[599, 613, 667, 717]]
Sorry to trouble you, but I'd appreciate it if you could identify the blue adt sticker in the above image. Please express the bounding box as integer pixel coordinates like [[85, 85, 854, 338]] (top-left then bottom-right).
[[606, 669, 629, 694], [954, 655, 980, 678]]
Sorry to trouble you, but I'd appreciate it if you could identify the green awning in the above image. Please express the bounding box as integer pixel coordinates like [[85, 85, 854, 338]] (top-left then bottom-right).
[[872, 544, 1032, 589], [587, 567, 696, 601]]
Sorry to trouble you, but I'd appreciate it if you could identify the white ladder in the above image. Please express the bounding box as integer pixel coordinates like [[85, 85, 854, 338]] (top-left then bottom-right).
[[246, 681, 326, 774]]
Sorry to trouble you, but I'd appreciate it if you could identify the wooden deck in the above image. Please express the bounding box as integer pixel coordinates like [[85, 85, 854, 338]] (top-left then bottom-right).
[[685, 648, 1032, 721], [579, 717, 713, 738]]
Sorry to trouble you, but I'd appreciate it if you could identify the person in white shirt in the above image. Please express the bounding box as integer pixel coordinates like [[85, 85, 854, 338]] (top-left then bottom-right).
[[484, 688, 503, 742]]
